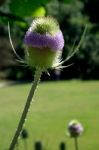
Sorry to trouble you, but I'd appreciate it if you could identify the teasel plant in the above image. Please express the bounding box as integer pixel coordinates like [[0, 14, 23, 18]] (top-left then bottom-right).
[[67, 120, 84, 150], [8, 17, 87, 150]]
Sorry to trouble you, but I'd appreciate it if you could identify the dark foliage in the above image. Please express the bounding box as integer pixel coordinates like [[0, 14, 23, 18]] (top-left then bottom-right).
[[0, 0, 99, 80]]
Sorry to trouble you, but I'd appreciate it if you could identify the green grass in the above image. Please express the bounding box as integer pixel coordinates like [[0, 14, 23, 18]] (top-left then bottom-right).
[[0, 80, 99, 150]]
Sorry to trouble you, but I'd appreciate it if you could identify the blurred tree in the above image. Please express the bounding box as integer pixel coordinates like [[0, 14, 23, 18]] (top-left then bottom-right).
[[82, 0, 99, 23], [46, 0, 99, 80], [0, 0, 5, 6], [0, 29, 15, 69], [0, 0, 48, 80], [0, 0, 99, 80]]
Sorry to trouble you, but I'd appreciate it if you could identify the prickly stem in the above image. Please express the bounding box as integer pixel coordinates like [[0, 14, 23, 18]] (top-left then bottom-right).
[[9, 67, 43, 150]]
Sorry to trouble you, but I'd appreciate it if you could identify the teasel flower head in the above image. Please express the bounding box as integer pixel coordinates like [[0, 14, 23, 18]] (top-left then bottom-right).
[[8, 17, 87, 71], [24, 17, 64, 69], [67, 120, 84, 138]]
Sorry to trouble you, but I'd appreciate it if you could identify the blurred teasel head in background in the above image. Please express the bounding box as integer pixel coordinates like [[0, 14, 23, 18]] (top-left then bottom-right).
[[67, 120, 84, 138], [21, 128, 28, 139]]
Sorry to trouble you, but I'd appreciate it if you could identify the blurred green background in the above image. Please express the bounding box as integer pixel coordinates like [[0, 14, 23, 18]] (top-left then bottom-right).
[[0, 0, 99, 81], [0, 80, 99, 150]]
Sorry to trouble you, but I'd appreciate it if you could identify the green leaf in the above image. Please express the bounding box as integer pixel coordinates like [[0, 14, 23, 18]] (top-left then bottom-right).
[[9, 0, 49, 17], [64, 0, 73, 3], [32, 6, 46, 17]]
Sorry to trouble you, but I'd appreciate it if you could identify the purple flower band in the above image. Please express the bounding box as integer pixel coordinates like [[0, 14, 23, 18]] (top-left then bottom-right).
[[24, 31, 64, 51], [69, 124, 83, 134], [68, 120, 84, 137]]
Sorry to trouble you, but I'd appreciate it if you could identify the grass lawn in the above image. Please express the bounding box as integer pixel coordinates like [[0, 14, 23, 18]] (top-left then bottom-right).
[[0, 80, 99, 150]]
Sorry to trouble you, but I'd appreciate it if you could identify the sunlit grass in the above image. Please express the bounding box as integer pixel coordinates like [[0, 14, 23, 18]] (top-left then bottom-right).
[[0, 80, 99, 150]]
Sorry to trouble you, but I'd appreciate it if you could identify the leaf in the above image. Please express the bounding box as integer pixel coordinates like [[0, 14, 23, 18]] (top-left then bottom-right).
[[64, 0, 73, 3], [32, 6, 46, 17], [9, 0, 49, 17]]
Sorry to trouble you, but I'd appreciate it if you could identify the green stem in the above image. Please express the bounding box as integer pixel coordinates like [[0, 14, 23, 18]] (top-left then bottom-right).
[[24, 139, 28, 150], [74, 138, 79, 150], [15, 142, 19, 150], [9, 67, 43, 150]]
